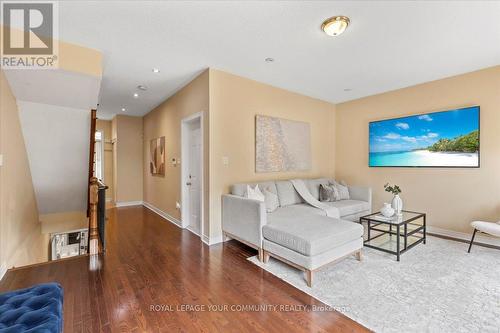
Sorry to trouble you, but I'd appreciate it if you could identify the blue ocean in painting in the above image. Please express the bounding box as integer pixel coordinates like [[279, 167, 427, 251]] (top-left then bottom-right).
[[369, 106, 479, 167]]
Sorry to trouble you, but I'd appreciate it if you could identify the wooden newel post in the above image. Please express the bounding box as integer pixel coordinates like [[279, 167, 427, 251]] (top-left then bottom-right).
[[89, 177, 99, 255]]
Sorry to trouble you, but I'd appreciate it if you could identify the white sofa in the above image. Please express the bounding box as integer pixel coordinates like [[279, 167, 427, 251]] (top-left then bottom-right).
[[222, 178, 372, 286]]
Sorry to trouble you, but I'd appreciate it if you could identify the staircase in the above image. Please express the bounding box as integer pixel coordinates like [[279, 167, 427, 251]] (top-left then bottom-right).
[[0, 38, 104, 268]]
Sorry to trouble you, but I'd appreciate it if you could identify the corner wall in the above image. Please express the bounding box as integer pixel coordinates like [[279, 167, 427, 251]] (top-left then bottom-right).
[[113, 115, 143, 204], [143, 70, 209, 235], [335, 66, 500, 234], [0, 70, 47, 274], [209, 69, 336, 241]]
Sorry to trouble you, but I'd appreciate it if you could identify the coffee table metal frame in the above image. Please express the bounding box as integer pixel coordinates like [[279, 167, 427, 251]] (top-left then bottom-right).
[[359, 210, 426, 261]]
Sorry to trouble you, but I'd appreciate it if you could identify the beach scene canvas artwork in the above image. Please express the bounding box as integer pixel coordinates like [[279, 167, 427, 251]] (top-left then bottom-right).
[[369, 106, 479, 167]]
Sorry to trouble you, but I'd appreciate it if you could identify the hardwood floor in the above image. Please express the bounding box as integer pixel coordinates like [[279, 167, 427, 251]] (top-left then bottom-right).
[[0, 206, 369, 332]]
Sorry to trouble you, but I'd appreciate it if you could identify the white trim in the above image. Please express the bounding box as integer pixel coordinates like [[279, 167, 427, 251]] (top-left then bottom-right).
[[181, 111, 205, 240], [115, 201, 143, 207], [142, 201, 182, 227], [427, 226, 500, 247], [202, 235, 210, 245], [95, 130, 105, 182], [202, 234, 224, 246], [186, 225, 200, 236], [140, 202, 222, 246], [0, 261, 7, 282]]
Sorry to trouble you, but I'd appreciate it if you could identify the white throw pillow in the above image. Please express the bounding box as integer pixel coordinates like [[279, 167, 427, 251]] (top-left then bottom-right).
[[246, 184, 265, 202], [319, 184, 339, 202], [263, 189, 279, 213], [331, 181, 350, 200]]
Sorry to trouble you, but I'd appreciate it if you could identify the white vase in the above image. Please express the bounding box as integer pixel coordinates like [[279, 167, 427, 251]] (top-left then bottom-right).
[[392, 195, 403, 215], [381, 203, 395, 217]]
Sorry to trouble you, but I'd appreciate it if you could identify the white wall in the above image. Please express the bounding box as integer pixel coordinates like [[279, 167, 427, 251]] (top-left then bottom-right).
[[18, 101, 90, 214]]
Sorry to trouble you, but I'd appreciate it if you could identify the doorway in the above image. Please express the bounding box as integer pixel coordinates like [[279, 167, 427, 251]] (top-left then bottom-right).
[[181, 112, 204, 238]]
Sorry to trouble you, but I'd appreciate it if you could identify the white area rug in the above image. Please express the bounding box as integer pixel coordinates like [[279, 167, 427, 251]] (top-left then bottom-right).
[[248, 236, 500, 333]]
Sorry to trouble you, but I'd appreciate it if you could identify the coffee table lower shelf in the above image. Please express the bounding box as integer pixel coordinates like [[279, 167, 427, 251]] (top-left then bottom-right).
[[359, 211, 426, 261]]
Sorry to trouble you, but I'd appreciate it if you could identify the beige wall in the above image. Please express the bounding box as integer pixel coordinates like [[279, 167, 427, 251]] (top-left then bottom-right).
[[209, 69, 336, 239], [335, 66, 500, 234], [0, 70, 47, 270], [111, 117, 118, 201], [39, 211, 87, 234], [113, 115, 143, 203], [141, 66, 498, 241], [143, 70, 209, 235], [96, 120, 114, 202], [58, 40, 102, 77], [0, 25, 102, 77]]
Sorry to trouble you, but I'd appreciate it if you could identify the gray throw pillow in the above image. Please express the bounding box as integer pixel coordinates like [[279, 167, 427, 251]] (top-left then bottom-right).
[[331, 181, 350, 200], [319, 184, 339, 202], [263, 189, 279, 213]]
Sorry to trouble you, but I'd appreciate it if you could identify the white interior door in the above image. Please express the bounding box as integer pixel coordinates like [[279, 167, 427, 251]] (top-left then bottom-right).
[[187, 124, 201, 235]]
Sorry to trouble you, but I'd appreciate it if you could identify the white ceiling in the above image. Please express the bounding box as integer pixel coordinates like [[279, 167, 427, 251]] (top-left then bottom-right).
[[5, 69, 101, 110], [58, 1, 500, 120]]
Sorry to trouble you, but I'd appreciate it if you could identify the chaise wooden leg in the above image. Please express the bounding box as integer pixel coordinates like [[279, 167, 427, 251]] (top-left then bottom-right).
[[355, 250, 363, 261], [306, 270, 313, 287], [262, 250, 270, 263], [258, 248, 264, 262]]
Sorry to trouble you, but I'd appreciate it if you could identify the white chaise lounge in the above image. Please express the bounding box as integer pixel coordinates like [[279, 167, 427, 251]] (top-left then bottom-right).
[[222, 178, 372, 287]]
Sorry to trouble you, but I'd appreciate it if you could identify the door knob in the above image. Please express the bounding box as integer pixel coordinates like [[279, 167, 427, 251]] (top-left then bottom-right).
[[186, 182, 192, 186]]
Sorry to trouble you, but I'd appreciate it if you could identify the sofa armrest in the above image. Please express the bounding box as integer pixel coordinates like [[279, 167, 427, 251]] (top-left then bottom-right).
[[222, 194, 266, 248], [348, 185, 372, 208]]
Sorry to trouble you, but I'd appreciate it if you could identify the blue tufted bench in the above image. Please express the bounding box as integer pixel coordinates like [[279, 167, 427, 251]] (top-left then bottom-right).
[[0, 283, 63, 333]]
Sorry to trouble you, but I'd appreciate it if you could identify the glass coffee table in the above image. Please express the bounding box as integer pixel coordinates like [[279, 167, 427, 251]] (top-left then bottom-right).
[[359, 210, 426, 261]]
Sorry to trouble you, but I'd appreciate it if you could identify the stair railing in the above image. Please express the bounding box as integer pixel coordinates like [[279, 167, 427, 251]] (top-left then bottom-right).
[[89, 176, 99, 255], [87, 109, 99, 255], [87, 109, 97, 217]]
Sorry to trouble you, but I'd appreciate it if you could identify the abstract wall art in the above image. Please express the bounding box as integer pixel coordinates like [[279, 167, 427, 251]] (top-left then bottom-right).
[[255, 115, 311, 172], [150, 136, 165, 175]]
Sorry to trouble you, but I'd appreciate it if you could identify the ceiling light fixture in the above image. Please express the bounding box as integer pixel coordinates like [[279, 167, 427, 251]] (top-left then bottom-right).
[[321, 16, 350, 36], [133, 93, 139, 98], [343, 88, 352, 92], [265, 57, 274, 63], [137, 85, 147, 91], [121, 107, 126, 112], [152, 68, 160, 73]]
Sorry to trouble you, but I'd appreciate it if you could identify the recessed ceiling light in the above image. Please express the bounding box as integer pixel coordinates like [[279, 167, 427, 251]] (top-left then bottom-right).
[[137, 85, 147, 91], [152, 68, 160, 73], [322, 16, 350, 36], [121, 107, 126, 112], [265, 57, 274, 63], [133, 93, 139, 98]]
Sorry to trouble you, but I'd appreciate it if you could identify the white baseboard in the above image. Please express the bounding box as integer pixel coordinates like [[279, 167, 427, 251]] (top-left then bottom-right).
[[141, 202, 222, 246], [142, 201, 182, 227], [427, 226, 500, 247], [202, 234, 223, 246], [0, 261, 7, 282], [202, 235, 210, 244], [186, 225, 200, 236], [115, 201, 143, 207]]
